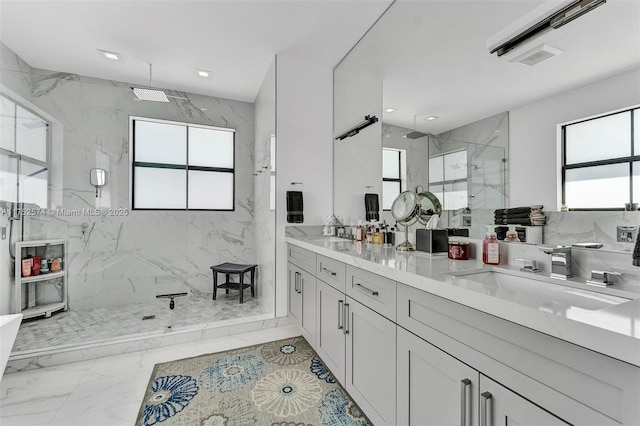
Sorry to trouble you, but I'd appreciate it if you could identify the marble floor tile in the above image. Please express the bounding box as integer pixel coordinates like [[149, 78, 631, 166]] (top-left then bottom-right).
[[1, 324, 301, 426]]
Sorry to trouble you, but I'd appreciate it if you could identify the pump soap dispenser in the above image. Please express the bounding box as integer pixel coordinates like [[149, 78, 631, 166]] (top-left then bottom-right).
[[483, 225, 500, 265]]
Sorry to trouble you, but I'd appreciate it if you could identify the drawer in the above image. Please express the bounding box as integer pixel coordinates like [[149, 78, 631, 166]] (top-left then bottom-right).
[[316, 255, 346, 292], [287, 244, 316, 274], [346, 265, 396, 321]]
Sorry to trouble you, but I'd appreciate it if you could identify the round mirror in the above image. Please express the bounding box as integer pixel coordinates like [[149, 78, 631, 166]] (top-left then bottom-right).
[[416, 191, 442, 224], [391, 191, 419, 224]]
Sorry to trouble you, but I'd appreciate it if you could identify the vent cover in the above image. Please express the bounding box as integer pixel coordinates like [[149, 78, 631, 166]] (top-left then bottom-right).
[[133, 88, 169, 102], [509, 43, 564, 66]]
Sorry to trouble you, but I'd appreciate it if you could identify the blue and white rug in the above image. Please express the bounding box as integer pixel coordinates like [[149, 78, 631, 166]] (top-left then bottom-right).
[[136, 336, 371, 426]]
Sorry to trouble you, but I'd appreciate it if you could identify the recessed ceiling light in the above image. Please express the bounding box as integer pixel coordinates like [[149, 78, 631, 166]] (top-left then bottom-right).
[[196, 69, 212, 78], [384, 107, 396, 113], [98, 49, 121, 61], [425, 116, 439, 121]]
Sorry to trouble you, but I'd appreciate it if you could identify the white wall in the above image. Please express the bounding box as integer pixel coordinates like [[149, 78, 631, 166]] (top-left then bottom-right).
[[275, 54, 333, 316], [509, 68, 640, 209]]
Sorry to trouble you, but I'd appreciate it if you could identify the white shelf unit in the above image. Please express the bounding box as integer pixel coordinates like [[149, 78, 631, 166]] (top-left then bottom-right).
[[14, 239, 68, 319]]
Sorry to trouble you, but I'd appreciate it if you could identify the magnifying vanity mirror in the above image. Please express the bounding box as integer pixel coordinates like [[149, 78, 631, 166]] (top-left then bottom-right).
[[391, 190, 442, 251]]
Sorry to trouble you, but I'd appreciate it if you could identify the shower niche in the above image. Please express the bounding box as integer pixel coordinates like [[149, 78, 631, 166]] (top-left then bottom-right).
[[14, 239, 68, 319]]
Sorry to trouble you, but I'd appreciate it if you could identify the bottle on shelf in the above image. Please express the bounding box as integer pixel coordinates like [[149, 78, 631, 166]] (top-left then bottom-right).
[[483, 225, 501, 265], [505, 225, 521, 243]]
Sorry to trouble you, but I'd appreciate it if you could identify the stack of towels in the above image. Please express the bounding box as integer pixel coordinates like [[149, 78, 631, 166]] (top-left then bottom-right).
[[494, 205, 546, 226]]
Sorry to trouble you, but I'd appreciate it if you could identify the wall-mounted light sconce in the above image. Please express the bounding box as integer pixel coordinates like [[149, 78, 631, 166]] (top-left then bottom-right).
[[335, 115, 378, 141], [90, 168, 106, 197]]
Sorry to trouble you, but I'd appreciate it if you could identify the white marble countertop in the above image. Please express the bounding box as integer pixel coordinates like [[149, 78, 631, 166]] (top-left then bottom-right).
[[286, 236, 640, 368]]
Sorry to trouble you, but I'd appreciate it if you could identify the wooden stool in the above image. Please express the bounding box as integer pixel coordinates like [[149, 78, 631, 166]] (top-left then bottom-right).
[[210, 263, 257, 304]]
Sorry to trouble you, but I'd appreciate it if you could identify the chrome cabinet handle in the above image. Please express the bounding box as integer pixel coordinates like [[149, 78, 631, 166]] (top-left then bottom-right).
[[293, 272, 298, 293], [295, 272, 301, 293], [480, 391, 493, 426], [355, 282, 379, 296], [321, 266, 337, 277], [338, 300, 344, 329], [460, 379, 471, 426], [343, 303, 350, 334]]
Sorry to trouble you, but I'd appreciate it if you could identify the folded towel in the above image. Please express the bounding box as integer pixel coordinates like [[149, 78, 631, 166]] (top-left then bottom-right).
[[286, 191, 303, 223], [633, 228, 640, 267], [364, 193, 379, 221], [494, 205, 543, 215]]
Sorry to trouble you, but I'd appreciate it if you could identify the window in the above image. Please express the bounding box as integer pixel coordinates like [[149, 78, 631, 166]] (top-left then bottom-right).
[[131, 117, 235, 210], [561, 107, 638, 210], [0, 94, 49, 209], [382, 148, 405, 210], [428, 150, 468, 210]]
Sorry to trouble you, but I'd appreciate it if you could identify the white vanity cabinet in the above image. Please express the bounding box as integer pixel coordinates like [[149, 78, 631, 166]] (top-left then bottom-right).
[[397, 282, 631, 425], [14, 239, 68, 320], [316, 279, 347, 383], [287, 245, 317, 345], [397, 327, 569, 426]]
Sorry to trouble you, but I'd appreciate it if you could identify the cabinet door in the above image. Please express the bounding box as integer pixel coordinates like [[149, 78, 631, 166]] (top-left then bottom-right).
[[288, 263, 302, 323], [316, 280, 346, 384], [479, 375, 570, 426], [397, 327, 478, 426], [346, 297, 396, 426], [299, 268, 316, 345]]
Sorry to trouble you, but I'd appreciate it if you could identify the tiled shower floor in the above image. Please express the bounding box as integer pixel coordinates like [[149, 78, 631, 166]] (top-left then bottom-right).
[[12, 293, 268, 353]]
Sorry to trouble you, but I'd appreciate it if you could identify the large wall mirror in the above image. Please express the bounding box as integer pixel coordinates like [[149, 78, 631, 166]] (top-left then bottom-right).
[[333, 0, 639, 240]]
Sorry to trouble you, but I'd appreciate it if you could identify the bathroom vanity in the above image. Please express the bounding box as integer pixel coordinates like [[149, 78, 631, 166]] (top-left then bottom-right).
[[286, 236, 640, 425]]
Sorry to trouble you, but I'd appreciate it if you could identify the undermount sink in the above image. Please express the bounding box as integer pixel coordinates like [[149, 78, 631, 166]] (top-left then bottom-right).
[[445, 268, 629, 313]]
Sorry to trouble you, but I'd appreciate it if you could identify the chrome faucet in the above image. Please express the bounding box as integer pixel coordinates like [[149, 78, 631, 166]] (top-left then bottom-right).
[[542, 246, 573, 280]]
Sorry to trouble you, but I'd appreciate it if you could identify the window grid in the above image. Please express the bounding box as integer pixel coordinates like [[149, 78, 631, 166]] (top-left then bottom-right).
[[131, 117, 235, 211], [561, 107, 639, 210]]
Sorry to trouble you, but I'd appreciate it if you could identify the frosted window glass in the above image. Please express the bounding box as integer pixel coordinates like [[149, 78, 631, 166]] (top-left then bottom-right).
[[444, 151, 467, 181], [188, 127, 234, 168], [1, 96, 15, 151], [429, 157, 443, 182], [565, 164, 628, 209], [429, 184, 444, 208], [134, 167, 186, 208], [135, 120, 186, 164], [19, 160, 48, 208], [188, 171, 233, 210], [443, 182, 467, 210], [382, 181, 401, 210], [16, 106, 47, 162], [0, 152, 17, 203], [565, 111, 630, 164], [382, 149, 400, 179]]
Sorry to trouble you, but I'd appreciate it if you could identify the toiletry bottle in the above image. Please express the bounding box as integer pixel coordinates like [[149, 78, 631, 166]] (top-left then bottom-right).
[[356, 220, 364, 242], [366, 226, 373, 243], [374, 228, 382, 244], [482, 225, 500, 265], [505, 225, 521, 243]]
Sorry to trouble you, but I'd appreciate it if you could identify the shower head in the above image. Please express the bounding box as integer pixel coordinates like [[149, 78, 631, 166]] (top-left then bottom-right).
[[132, 87, 169, 102], [132, 63, 169, 102]]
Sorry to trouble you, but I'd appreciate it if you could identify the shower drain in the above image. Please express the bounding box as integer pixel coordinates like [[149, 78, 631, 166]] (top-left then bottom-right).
[[142, 315, 156, 320]]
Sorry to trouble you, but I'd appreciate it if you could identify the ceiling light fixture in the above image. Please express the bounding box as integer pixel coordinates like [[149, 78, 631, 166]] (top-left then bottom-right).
[[385, 107, 396, 113], [425, 116, 439, 121], [132, 64, 169, 102], [196, 69, 212, 78], [98, 49, 121, 61]]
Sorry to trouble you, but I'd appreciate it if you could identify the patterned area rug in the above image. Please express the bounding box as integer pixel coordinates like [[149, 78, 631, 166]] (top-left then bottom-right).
[[136, 336, 372, 426]]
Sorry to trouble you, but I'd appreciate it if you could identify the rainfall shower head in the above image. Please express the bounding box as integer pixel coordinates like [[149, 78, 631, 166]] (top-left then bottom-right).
[[132, 88, 169, 102], [132, 63, 169, 102], [403, 131, 428, 139]]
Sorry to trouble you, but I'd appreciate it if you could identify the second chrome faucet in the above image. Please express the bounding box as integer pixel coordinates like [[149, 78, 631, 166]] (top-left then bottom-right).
[[542, 246, 573, 280]]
